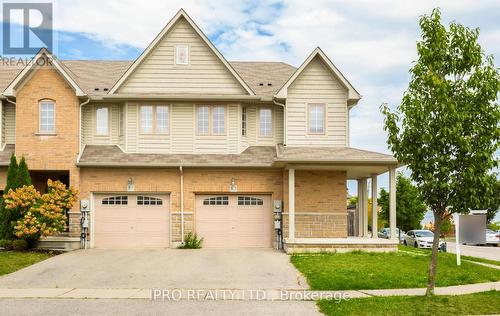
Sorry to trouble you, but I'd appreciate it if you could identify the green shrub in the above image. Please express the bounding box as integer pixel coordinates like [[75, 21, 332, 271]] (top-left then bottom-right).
[[178, 232, 203, 249], [11, 239, 28, 251], [0, 239, 13, 250]]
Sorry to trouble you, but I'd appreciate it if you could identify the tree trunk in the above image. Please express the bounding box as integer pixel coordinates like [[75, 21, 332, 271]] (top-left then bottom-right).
[[426, 213, 442, 296]]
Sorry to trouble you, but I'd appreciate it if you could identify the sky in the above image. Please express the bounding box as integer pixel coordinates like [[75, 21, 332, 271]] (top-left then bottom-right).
[[1, 0, 499, 219]]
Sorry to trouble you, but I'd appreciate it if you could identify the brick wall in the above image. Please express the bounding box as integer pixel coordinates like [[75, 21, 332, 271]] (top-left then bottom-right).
[[14, 65, 81, 236], [282, 170, 348, 238]]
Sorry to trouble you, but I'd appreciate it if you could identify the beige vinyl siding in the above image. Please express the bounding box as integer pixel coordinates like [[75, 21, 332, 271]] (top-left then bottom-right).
[[81, 104, 121, 147], [3, 103, 15, 144], [286, 56, 348, 147], [118, 17, 247, 95], [171, 104, 194, 153], [125, 103, 138, 152]]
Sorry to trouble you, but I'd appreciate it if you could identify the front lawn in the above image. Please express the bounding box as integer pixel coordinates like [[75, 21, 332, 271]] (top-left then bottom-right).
[[291, 249, 500, 290], [317, 291, 500, 316], [0, 251, 53, 276]]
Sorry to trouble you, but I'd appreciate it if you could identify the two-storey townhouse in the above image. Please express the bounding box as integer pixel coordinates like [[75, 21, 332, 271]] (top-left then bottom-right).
[[0, 9, 399, 252]]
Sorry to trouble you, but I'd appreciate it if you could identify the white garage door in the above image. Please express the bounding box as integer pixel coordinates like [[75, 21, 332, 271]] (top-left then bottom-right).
[[196, 195, 272, 248], [94, 194, 170, 248]]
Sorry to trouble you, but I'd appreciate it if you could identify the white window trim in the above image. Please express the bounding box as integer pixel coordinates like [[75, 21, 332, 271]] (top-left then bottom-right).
[[175, 44, 189, 65], [139, 105, 170, 135], [241, 106, 247, 137], [38, 100, 56, 134], [196, 105, 226, 136], [95, 105, 110, 136], [258, 107, 273, 138], [307, 103, 326, 135]]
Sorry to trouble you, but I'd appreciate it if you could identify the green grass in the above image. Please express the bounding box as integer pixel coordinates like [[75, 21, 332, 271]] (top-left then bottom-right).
[[317, 291, 500, 316], [0, 251, 52, 276], [291, 249, 500, 290]]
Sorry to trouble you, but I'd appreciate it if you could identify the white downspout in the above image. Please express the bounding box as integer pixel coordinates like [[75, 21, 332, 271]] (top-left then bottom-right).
[[179, 165, 185, 244], [273, 98, 286, 145], [77, 97, 91, 162]]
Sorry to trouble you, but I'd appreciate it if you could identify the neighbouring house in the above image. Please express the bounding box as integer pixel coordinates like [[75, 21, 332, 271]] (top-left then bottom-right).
[[0, 9, 399, 252]]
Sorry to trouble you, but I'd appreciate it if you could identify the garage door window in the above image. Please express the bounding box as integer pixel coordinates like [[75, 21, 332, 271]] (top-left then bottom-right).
[[238, 196, 264, 206], [203, 196, 229, 206], [137, 196, 163, 206], [102, 196, 128, 205]]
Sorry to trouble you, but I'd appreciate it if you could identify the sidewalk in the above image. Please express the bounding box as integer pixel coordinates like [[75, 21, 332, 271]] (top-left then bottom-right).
[[0, 281, 498, 301]]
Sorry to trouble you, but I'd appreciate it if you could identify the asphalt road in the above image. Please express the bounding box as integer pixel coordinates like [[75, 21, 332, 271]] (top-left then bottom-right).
[[446, 242, 500, 261]]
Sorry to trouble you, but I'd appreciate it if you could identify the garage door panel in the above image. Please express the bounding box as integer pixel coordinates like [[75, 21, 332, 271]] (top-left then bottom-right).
[[94, 194, 170, 248], [196, 195, 272, 248]]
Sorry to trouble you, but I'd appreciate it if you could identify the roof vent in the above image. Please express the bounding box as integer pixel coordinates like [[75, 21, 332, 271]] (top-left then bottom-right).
[[267, 83, 272, 86], [103, 88, 109, 91], [259, 83, 264, 86], [94, 88, 100, 91]]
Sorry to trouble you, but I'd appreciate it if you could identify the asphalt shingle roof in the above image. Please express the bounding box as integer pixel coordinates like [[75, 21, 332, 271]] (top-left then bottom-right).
[[0, 60, 296, 99]]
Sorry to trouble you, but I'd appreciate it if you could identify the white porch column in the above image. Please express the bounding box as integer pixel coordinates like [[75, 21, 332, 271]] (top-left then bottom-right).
[[288, 168, 295, 240], [357, 178, 368, 237], [362, 178, 369, 237], [371, 175, 378, 238], [389, 167, 397, 240]]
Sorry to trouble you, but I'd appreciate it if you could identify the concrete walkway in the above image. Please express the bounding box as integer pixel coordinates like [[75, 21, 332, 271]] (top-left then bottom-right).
[[0, 281, 498, 300]]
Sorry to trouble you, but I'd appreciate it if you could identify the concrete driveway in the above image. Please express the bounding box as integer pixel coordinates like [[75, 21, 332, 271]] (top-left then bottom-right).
[[0, 249, 307, 290]]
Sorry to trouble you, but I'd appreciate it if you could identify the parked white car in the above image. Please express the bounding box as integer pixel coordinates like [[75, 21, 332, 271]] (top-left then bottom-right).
[[485, 229, 500, 246], [403, 230, 444, 249]]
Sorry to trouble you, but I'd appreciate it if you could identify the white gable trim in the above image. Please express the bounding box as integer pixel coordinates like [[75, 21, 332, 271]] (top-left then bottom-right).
[[108, 9, 255, 95], [3, 48, 85, 97], [275, 47, 361, 103]]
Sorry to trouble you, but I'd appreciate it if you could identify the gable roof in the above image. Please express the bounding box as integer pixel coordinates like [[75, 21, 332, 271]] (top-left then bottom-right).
[[3, 48, 86, 97], [108, 9, 254, 95], [275, 47, 361, 104]]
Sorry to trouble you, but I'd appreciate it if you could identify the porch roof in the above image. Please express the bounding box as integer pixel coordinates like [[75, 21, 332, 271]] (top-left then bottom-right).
[[0, 144, 14, 166]]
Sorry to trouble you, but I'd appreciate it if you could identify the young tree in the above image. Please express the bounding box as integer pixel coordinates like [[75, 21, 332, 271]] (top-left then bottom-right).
[[381, 9, 500, 295], [16, 157, 32, 187], [0, 154, 18, 239], [379, 173, 427, 232]]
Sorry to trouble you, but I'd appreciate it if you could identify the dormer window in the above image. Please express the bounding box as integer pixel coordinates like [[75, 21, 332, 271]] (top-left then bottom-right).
[[176, 45, 189, 65]]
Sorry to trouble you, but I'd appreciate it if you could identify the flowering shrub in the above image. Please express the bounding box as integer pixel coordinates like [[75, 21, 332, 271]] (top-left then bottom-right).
[[3, 180, 78, 243]]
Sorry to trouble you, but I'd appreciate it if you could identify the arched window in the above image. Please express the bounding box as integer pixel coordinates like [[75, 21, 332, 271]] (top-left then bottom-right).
[[237, 196, 264, 206], [203, 196, 229, 206], [137, 196, 163, 206], [102, 196, 128, 205]]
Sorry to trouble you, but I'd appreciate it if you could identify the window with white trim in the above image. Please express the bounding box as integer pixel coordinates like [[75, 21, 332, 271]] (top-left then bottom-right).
[[39, 100, 55, 133], [241, 107, 247, 136], [137, 196, 163, 206], [140, 105, 169, 134], [212, 106, 225, 135], [140, 105, 153, 133], [308, 103, 325, 134], [102, 196, 128, 205], [196, 105, 225, 135], [156, 106, 169, 133], [96, 106, 109, 135], [203, 196, 229, 206], [259, 108, 272, 137], [176, 45, 189, 65], [197, 106, 210, 135], [238, 196, 264, 206]]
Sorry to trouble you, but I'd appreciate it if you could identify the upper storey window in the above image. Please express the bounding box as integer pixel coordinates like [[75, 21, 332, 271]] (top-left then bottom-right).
[[96, 106, 109, 135], [140, 105, 169, 134], [259, 108, 272, 137], [176, 45, 189, 65], [39, 100, 55, 133], [308, 103, 325, 134], [196, 105, 225, 135], [241, 107, 247, 137]]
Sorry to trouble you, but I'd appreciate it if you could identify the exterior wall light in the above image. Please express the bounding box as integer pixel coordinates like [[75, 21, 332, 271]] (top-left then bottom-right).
[[230, 177, 237, 192], [127, 177, 135, 192]]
